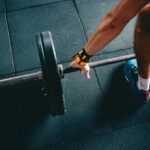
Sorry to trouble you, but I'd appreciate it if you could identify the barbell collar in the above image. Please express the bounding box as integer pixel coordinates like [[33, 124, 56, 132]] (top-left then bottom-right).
[[0, 71, 43, 88], [63, 54, 136, 74]]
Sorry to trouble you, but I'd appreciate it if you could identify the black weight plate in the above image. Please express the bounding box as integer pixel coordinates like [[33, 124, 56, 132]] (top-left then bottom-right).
[[36, 31, 65, 115]]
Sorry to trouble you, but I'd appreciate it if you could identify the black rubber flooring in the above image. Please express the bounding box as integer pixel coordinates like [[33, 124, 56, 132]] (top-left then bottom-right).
[[0, 0, 150, 150]]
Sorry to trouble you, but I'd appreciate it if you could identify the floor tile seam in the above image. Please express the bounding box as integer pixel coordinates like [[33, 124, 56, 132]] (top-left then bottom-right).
[[0, 45, 133, 76], [0, 67, 41, 80], [82, 46, 134, 96], [112, 120, 150, 131], [11, 67, 40, 75], [112, 121, 150, 150], [66, 0, 134, 59], [92, 66, 113, 130], [5, 0, 70, 13], [112, 130, 123, 150], [32, 130, 115, 150], [59, 47, 134, 64], [93, 67, 106, 104], [3, 0, 16, 73], [0, 51, 132, 77], [113, 121, 150, 149], [72, 0, 88, 41], [94, 46, 134, 58]]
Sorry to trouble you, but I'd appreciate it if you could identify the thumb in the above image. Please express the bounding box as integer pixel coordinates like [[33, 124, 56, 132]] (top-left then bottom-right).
[[85, 70, 90, 79], [83, 64, 90, 79], [80, 68, 90, 79]]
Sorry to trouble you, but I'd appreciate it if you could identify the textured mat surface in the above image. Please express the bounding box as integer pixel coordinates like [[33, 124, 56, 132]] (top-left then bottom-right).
[[5, 0, 65, 11], [1, 0, 150, 150], [7, 1, 86, 71], [0, 13, 15, 76]]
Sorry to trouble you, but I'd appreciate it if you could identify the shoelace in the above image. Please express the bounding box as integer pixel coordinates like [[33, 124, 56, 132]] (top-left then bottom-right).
[[130, 66, 138, 81]]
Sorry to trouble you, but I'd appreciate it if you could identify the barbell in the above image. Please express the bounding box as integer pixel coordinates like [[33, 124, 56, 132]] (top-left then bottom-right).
[[0, 31, 136, 116]]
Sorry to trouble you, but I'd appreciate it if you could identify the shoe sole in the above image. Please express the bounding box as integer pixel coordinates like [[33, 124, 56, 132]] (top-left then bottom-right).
[[124, 74, 149, 103]]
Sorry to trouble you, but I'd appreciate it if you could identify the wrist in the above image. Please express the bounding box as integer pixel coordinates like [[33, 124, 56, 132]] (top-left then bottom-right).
[[73, 48, 93, 66], [84, 48, 95, 56]]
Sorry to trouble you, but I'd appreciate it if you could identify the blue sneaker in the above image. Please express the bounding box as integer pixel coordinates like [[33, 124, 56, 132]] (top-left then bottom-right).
[[124, 59, 150, 102]]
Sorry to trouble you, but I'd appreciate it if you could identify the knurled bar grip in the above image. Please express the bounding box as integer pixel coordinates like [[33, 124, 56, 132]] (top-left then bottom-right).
[[63, 54, 136, 74], [0, 71, 42, 88]]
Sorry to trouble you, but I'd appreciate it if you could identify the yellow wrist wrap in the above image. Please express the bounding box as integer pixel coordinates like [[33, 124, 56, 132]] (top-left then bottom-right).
[[73, 49, 93, 66]]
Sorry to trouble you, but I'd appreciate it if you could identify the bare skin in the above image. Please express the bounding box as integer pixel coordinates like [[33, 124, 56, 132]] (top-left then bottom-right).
[[134, 4, 150, 79], [70, 0, 150, 79]]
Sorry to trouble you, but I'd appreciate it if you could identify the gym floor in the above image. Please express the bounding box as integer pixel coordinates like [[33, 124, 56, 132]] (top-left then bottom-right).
[[1, 0, 150, 150]]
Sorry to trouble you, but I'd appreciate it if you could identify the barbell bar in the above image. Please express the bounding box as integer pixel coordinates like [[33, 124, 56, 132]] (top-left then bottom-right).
[[0, 31, 136, 116], [0, 53, 135, 86], [63, 53, 136, 75], [0, 71, 42, 87]]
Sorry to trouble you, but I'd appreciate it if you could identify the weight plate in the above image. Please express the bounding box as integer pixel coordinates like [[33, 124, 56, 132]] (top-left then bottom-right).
[[36, 31, 65, 115]]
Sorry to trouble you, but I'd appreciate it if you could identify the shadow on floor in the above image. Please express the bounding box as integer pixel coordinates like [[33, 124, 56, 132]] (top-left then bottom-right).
[[0, 81, 50, 150], [0, 65, 146, 150], [101, 65, 145, 123]]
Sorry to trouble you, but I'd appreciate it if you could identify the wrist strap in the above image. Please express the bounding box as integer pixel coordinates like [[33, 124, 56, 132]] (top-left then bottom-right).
[[73, 48, 93, 66]]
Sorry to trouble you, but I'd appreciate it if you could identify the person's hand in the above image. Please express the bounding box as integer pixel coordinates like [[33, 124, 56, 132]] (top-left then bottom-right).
[[70, 60, 90, 79]]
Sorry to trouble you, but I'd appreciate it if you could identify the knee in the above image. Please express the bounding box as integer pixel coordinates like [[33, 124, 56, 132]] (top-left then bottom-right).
[[137, 5, 150, 32]]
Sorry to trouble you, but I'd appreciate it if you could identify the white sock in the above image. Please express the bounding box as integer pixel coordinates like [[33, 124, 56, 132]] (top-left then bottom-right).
[[137, 75, 150, 91]]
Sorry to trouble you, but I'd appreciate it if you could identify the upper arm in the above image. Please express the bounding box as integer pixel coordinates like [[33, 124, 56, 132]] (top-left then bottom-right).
[[109, 0, 150, 24]]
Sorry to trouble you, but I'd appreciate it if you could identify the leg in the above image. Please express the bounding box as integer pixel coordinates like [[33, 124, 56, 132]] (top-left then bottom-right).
[[124, 4, 150, 102], [135, 4, 150, 79]]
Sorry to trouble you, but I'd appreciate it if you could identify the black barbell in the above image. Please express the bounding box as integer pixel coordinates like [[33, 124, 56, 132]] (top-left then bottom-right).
[[0, 31, 136, 116]]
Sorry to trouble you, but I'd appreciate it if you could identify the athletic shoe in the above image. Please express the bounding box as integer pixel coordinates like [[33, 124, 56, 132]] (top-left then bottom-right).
[[124, 59, 150, 102]]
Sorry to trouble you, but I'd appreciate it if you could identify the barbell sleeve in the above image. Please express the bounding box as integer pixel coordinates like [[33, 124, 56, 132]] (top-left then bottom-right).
[[0, 71, 43, 88], [63, 54, 136, 74]]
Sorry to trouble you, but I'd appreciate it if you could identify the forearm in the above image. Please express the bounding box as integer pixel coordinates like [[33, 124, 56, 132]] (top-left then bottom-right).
[[84, 0, 150, 56], [84, 17, 125, 55]]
